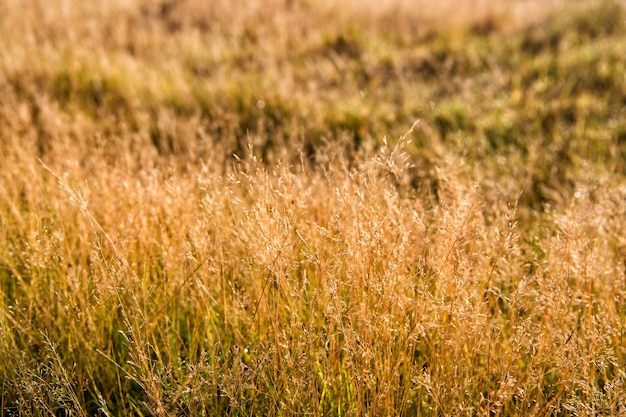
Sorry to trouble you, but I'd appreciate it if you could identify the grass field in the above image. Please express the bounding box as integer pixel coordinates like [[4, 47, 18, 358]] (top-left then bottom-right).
[[1, 0, 626, 415]]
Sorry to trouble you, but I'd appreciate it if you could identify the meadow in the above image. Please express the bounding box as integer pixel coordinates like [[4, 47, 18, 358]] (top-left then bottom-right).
[[1, 0, 626, 415]]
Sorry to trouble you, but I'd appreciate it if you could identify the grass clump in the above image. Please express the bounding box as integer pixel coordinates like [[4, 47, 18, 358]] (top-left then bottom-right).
[[1, 0, 626, 415]]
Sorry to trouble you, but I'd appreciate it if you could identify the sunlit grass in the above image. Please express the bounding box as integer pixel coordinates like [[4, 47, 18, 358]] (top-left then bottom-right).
[[1, 0, 625, 415]]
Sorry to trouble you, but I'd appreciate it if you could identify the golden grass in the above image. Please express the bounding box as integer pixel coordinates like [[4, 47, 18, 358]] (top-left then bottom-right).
[[1, 0, 626, 415]]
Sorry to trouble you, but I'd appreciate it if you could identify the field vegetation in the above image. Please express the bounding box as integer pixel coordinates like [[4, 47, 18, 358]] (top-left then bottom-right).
[[1, 0, 626, 415]]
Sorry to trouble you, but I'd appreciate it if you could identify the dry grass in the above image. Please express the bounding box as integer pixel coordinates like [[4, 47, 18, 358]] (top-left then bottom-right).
[[1, 0, 626, 415]]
